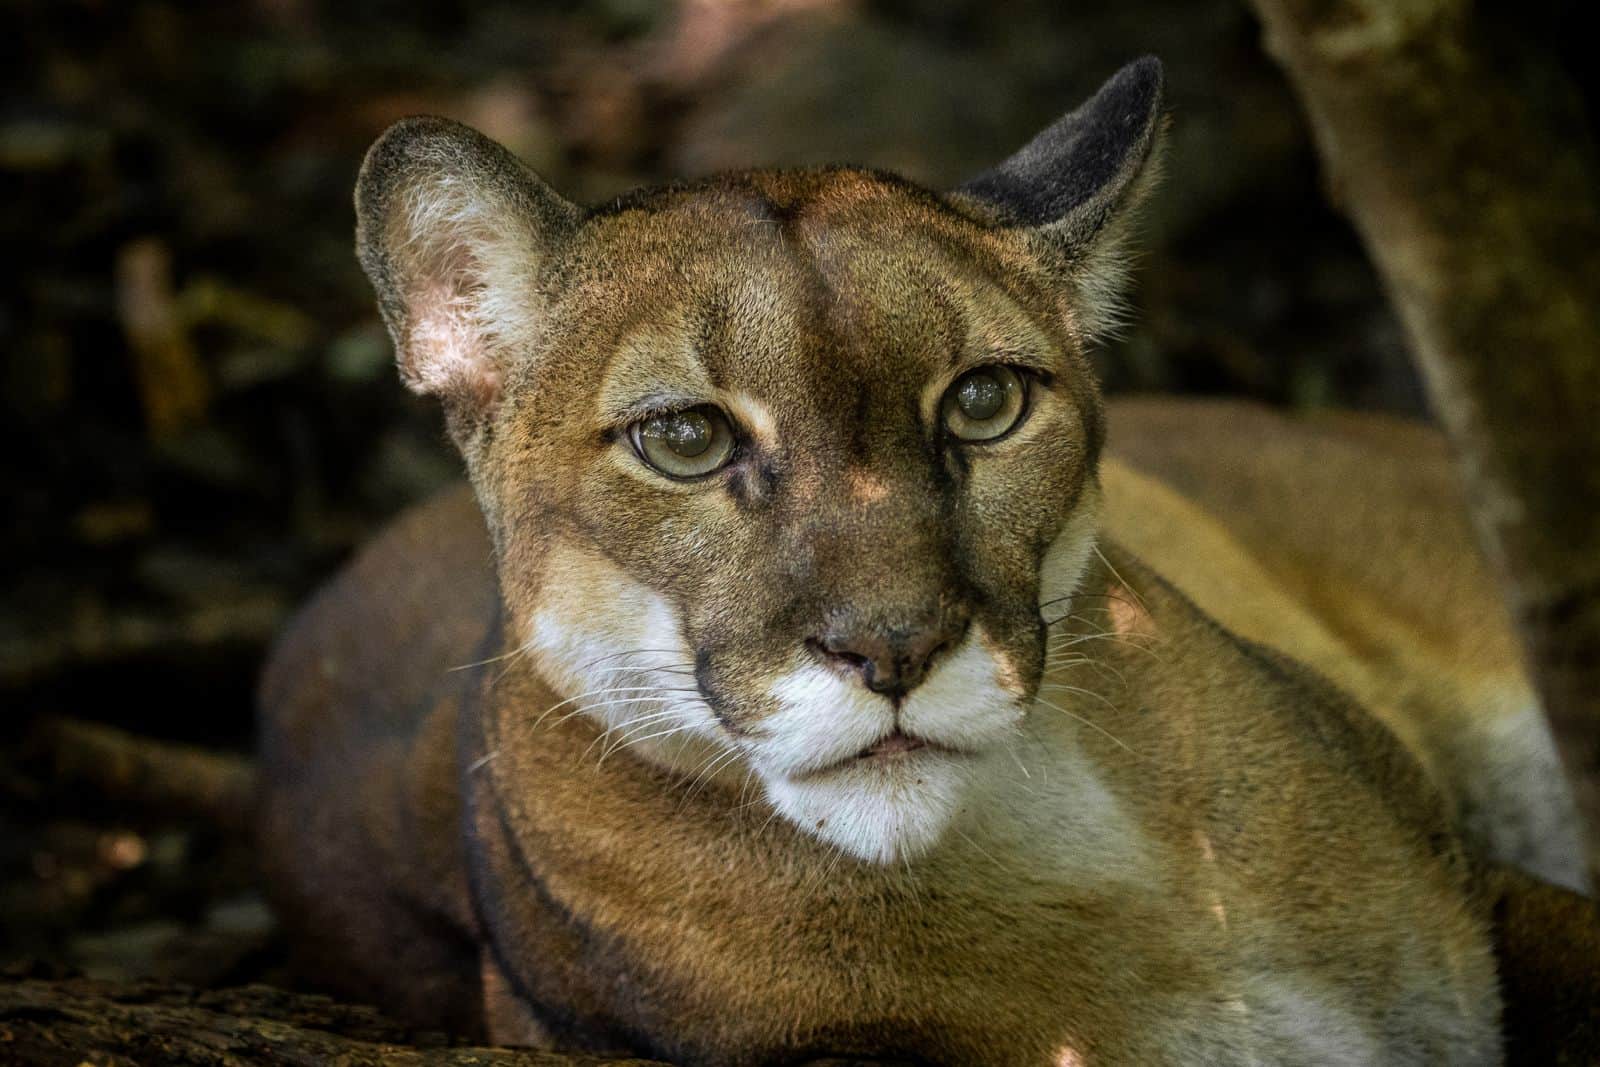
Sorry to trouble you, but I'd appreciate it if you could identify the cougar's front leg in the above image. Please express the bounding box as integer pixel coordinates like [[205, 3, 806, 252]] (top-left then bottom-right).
[[480, 948, 556, 1049]]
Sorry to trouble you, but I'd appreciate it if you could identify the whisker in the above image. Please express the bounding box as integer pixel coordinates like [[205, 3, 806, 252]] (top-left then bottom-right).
[[1007, 744, 1032, 780], [899, 853, 922, 913], [798, 834, 850, 910], [1014, 719, 1055, 789], [757, 804, 785, 838], [597, 722, 702, 765], [1032, 694, 1141, 757], [952, 826, 1012, 876], [582, 707, 697, 757], [684, 745, 745, 798], [448, 641, 533, 672], [1046, 656, 1130, 688], [1040, 591, 1147, 630], [1038, 682, 1121, 712], [549, 695, 697, 730], [729, 768, 765, 818], [1055, 589, 1146, 608], [590, 662, 696, 676], [489, 656, 528, 689], [1051, 626, 1158, 645], [1093, 546, 1150, 612], [532, 686, 702, 728], [1042, 653, 1094, 667], [1048, 630, 1165, 663], [574, 647, 695, 672]]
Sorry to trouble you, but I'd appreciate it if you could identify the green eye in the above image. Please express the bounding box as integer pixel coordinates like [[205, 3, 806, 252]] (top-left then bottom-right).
[[942, 366, 1027, 442], [631, 405, 737, 479]]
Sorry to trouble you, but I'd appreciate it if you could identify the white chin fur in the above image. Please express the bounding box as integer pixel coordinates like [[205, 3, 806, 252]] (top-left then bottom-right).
[[522, 545, 725, 773], [751, 625, 1024, 864], [762, 750, 978, 863]]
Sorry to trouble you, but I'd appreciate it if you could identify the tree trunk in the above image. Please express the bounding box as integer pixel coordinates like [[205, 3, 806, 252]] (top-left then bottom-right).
[[1242, 0, 1600, 880]]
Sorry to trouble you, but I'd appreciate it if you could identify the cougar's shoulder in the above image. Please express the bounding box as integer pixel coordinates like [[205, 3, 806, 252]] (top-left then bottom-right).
[[257, 484, 496, 1033], [258, 483, 492, 742]]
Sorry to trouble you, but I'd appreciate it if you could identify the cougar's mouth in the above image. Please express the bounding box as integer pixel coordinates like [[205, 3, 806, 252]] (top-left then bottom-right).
[[861, 730, 927, 758], [787, 729, 969, 781]]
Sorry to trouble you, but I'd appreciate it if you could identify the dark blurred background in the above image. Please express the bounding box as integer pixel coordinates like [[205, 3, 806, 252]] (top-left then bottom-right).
[[0, 0, 1503, 992]]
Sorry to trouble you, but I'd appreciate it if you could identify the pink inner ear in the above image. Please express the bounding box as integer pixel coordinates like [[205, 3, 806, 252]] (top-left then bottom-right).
[[401, 283, 501, 409]]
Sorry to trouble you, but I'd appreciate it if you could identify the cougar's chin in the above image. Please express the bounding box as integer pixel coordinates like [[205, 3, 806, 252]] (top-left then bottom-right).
[[761, 749, 978, 863], [744, 628, 1028, 864]]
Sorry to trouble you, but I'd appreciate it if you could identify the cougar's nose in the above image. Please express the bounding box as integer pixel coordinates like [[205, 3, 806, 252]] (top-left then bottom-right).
[[813, 615, 969, 698]]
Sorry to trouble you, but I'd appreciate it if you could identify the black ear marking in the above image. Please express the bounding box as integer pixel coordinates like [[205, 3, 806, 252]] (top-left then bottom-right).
[[957, 56, 1165, 241], [953, 58, 1166, 343]]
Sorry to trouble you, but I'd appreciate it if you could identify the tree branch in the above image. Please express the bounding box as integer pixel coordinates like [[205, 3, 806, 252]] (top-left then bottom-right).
[[3, 717, 257, 833]]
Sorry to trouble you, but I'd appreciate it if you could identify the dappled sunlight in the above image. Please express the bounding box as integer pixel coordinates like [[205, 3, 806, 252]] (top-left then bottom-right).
[[1055, 1044, 1087, 1067]]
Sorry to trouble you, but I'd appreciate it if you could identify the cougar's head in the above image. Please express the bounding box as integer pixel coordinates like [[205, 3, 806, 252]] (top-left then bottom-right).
[[356, 59, 1164, 863]]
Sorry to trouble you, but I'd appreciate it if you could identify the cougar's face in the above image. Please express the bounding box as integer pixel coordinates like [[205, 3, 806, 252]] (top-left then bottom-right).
[[360, 63, 1160, 863], [490, 173, 1104, 862]]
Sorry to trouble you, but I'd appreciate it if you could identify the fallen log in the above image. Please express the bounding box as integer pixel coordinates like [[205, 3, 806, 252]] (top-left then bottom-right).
[[0, 968, 669, 1067]]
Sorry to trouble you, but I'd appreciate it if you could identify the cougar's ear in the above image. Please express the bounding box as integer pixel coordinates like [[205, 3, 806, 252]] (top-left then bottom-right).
[[955, 57, 1165, 341], [355, 117, 580, 432]]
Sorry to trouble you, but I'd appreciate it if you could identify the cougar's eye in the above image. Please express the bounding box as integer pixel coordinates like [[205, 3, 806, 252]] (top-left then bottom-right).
[[942, 365, 1027, 443], [630, 405, 737, 479]]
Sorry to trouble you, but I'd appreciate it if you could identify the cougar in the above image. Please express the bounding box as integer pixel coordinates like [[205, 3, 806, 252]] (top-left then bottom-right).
[[258, 58, 1600, 1065]]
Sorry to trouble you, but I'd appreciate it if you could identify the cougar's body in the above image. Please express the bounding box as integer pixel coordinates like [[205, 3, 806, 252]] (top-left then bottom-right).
[[260, 402, 1576, 1063], [260, 58, 1595, 1065]]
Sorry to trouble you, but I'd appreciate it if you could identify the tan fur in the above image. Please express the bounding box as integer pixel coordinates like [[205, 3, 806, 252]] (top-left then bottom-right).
[[259, 66, 1594, 1065], [264, 471, 1518, 1063], [1104, 399, 1587, 892]]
